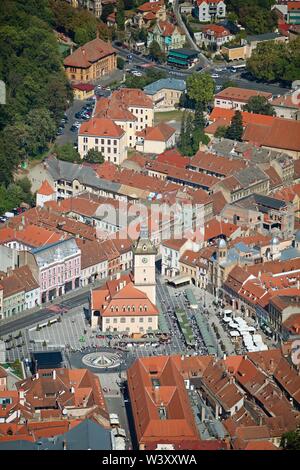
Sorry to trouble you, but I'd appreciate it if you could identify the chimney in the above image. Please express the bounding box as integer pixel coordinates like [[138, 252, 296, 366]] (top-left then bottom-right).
[[53, 370, 56, 380]]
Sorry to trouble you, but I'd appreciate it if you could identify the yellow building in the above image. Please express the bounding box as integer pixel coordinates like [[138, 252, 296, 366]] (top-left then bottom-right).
[[72, 83, 95, 100], [221, 45, 246, 61], [64, 38, 117, 83]]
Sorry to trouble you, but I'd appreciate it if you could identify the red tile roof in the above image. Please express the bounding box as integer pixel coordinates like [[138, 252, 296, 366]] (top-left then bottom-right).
[[138, 0, 164, 12], [127, 356, 201, 447], [64, 38, 116, 69], [204, 218, 239, 241], [0, 224, 64, 248], [243, 118, 300, 153], [209, 107, 275, 128], [91, 278, 159, 317], [202, 24, 231, 38], [79, 117, 124, 138], [37, 180, 55, 196], [189, 149, 247, 176], [94, 88, 153, 121], [137, 122, 176, 141], [156, 149, 189, 168], [215, 87, 272, 103]]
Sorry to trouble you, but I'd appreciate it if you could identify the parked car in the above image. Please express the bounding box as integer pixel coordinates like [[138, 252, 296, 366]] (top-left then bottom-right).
[[131, 70, 142, 77], [211, 73, 220, 78]]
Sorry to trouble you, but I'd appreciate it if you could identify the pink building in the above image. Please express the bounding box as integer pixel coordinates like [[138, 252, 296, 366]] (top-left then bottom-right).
[[19, 239, 81, 303]]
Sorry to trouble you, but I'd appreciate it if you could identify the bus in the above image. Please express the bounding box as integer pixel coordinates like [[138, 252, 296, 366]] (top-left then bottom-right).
[[230, 63, 246, 73]]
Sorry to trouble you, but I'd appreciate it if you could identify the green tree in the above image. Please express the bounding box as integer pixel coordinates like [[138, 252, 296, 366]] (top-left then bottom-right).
[[25, 108, 57, 156], [226, 0, 277, 34], [84, 149, 105, 164], [101, 4, 114, 22], [116, 0, 125, 31], [243, 96, 275, 116], [186, 73, 215, 108], [194, 102, 206, 129], [222, 80, 237, 90], [149, 40, 166, 64], [53, 143, 81, 163], [246, 38, 300, 84], [215, 126, 229, 138], [117, 56, 125, 70], [225, 110, 244, 141], [281, 427, 300, 450]]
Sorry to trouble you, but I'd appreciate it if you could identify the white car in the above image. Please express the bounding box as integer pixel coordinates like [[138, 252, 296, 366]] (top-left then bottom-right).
[[211, 73, 220, 78], [131, 70, 142, 77]]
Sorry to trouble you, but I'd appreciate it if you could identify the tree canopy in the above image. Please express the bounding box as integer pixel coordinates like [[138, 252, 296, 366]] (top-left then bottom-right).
[[49, 0, 110, 44], [0, 0, 73, 191], [84, 149, 105, 164], [53, 143, 81, 163], [243, 96, 275, 116], [186, 73, 215, 108], [225, 111, 244, 141], [281, 427, 300, 450], [246, 38, 300, 83], [226, 0, 277, 35], [149, 40, 166, 64]]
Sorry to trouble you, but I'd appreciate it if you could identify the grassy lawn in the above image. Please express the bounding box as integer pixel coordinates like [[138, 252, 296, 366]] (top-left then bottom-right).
[[1, 361, 23, 379], [154, 110, 183, 124]]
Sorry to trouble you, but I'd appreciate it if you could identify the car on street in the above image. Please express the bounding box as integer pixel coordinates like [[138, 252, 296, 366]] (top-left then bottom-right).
[[211, 73, 220, 78], [131, 70, 143, 77]]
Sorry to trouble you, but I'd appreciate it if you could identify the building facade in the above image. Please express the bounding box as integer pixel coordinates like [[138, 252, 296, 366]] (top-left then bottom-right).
[[64, 38, 117, 83]]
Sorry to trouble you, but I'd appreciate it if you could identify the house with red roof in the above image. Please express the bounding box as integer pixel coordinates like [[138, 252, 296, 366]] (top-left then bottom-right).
[[148, 20, 185, 52], [36, 180, 56, 208], [63, 38, 117, 84], [198, 24, 233, 49], [94, 88, 154, 149], [214, 87, 272, 111], [135, 0, 167, 28], [136, 122, 176, 154], [78, 117, 127, 164]]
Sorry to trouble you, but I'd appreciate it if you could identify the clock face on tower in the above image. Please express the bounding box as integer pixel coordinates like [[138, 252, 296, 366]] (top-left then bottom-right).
[[142, 257, 148, 264]]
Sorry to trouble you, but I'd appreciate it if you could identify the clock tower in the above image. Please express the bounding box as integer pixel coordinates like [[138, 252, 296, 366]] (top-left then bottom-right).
[[133, 221, 157, 305]]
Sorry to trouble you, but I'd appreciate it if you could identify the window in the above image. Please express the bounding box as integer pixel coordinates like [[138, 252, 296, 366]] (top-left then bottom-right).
[[108, 139, 111, 145], [95, 138, 99, 144], [113, 140, 117, 145]]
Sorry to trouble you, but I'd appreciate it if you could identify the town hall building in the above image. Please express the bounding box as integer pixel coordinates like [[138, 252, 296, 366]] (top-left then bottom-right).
[[90, 226, 159, 333]]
